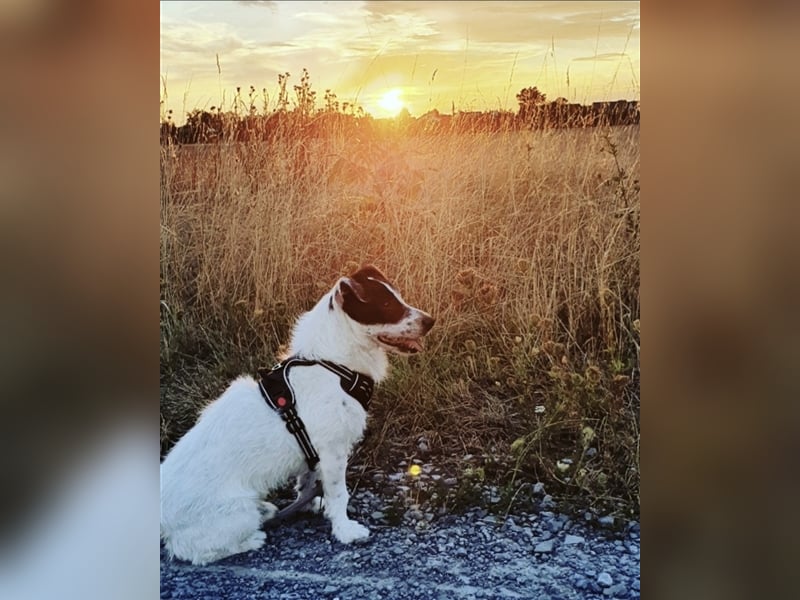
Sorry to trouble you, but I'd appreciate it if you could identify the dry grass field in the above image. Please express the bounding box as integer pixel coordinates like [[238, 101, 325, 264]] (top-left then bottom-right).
[[160, 122, 639, 517]]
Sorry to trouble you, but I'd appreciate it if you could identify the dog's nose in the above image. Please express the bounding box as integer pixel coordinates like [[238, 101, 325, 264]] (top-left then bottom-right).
[[421, 314, 435, 333]]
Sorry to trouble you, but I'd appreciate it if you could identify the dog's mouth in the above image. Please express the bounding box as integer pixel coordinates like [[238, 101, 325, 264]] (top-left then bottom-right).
[[377, 335, 424, 355]]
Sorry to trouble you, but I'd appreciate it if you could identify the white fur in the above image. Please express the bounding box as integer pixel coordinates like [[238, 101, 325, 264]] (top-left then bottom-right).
[[160, 276, 432, 565]]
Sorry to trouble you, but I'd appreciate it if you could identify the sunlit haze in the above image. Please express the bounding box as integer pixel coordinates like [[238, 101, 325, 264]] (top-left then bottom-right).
[[160, 1, 639, 123], [378, 88, 405, 117]]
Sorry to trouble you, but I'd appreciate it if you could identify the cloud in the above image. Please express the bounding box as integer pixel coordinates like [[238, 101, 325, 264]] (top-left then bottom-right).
[[160, 21, 246, 55], [237, 1, 277, 9], [160, 1, 640, 119], [362, 1, 639, 45]]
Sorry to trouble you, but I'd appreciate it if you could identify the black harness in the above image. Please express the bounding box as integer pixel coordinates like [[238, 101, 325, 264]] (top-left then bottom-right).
[[257, 356, 374, 470]]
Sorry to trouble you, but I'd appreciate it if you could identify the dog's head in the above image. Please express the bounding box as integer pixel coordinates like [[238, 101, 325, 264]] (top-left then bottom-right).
[[332, 265, 435, 355]]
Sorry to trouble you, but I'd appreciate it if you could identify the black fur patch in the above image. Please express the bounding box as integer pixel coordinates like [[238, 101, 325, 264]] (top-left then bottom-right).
[[340, 265, 408, 325]]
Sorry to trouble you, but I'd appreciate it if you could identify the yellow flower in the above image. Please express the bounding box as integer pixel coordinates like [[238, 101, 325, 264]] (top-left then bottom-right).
[[581, 426, 596, 447]]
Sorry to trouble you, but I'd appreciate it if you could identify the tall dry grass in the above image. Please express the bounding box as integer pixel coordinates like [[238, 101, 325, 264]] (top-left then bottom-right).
[[160, 124, 640, 516]]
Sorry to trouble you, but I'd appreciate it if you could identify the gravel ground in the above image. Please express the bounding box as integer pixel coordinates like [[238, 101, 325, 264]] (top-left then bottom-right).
[[161, 482, 640, 600]]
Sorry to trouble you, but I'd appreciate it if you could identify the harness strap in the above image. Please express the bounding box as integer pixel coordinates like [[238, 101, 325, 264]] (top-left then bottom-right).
[[318, 360, 374, 411], [257, 356, 375, 471]]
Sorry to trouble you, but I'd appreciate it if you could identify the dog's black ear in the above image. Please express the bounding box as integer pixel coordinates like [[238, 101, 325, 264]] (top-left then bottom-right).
[[351, 264, 388, 284], [336, 277, 368, 305]]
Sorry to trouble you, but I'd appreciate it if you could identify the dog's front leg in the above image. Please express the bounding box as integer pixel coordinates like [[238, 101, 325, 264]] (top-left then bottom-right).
[[319, 454, 369, 544]]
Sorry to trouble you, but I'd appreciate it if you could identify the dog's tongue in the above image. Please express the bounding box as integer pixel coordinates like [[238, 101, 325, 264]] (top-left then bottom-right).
[[380, 335, 424, 353]]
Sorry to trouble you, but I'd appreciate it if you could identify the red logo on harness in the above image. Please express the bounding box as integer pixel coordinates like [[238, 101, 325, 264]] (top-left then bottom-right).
[[277, 397, 287, 407]]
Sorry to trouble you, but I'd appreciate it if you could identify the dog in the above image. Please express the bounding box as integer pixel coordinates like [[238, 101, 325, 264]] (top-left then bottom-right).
[[160, 265, 434, 565]]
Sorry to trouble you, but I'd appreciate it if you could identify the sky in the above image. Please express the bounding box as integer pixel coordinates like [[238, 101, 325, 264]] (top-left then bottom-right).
[[160, 1, 639, 123]]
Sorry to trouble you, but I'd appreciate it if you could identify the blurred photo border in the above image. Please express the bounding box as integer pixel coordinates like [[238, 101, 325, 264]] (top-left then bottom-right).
[[1, 1, 798, 599]]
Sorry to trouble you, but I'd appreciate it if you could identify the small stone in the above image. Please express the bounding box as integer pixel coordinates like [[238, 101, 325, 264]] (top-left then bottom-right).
[[564, 534, 585, 545], [604, 583, 627, 597], [547, 519, 563, 533], [534, 540, 555, 553], [443, 477, 458, 486], [371, 511, 385, 520], [405, 509, 424, 521], [541, 494, 555, 508], [532, 482, 546, 495], [598, 515, 615, 527], [597, 572, 613, 587]]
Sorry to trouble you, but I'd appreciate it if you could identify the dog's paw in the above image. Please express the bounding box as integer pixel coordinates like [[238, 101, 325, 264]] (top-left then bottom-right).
[[332, 520, 370, 544], [241, 530, 266, 552], [259, 501, 279, 524]]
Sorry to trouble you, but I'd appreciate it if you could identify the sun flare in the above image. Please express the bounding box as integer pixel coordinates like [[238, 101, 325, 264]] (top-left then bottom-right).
[[378, 88, 404, 116]]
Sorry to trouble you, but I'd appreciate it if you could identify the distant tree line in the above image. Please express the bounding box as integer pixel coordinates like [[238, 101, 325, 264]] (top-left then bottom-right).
[[160, 76, 639, 145]]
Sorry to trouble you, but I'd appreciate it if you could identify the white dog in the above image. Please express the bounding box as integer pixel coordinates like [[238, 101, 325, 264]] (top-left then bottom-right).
[[160, 265, 434, 565]]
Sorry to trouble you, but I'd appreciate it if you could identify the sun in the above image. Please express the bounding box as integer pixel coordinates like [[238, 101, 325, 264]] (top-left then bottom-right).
[[378, 88, 404, 116]]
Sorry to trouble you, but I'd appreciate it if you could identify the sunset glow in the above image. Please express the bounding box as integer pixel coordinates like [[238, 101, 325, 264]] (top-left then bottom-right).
[[160, 1, 640, 124], [377, 89, 405, 117]]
